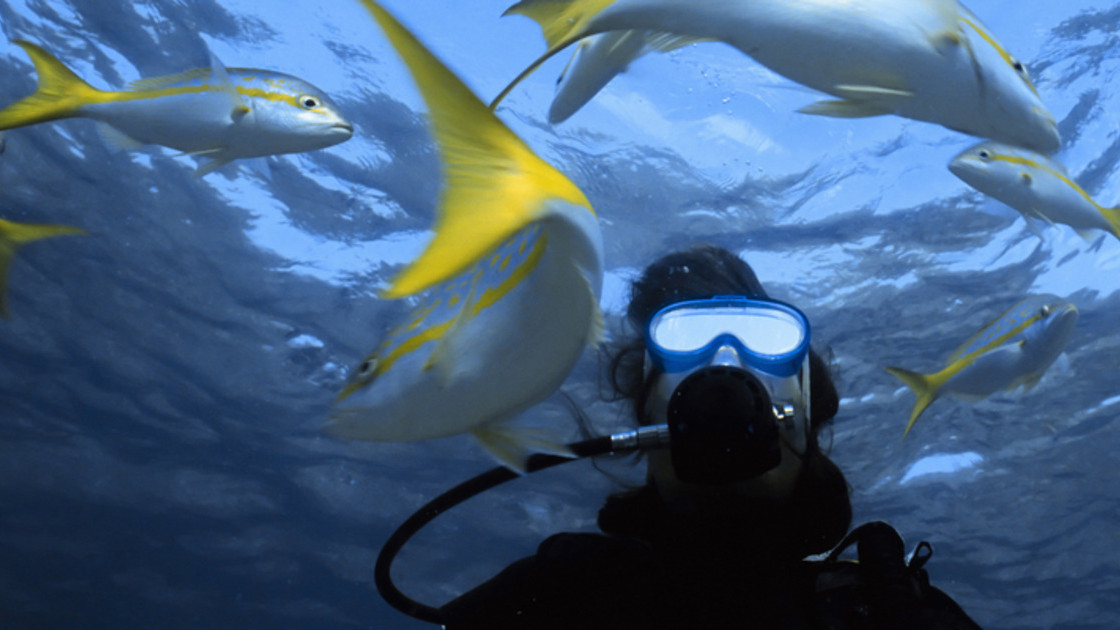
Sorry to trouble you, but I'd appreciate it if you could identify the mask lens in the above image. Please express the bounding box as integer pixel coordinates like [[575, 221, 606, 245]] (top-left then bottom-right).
[[651, 305, 804, 354], [646, 297, 810, 376]]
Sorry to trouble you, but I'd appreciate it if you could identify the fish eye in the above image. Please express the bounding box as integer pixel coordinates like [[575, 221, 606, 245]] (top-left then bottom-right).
[[300, 95, 321, 109], [357, 358, 377, 377], [1010, 56, 1029, 79], [978, 149, 991, 160], [1040, 304, 1053, 317]]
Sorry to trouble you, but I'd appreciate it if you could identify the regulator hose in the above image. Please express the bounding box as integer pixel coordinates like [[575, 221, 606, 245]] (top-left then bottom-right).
[[374, 426, 670, 623]]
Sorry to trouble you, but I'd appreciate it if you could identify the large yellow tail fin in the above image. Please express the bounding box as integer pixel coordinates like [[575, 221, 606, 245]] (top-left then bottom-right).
[[356, 1, 592, 298], [0, 40, 108, 131], [0, 218, 85, 317], [884, 366, 940, 439]]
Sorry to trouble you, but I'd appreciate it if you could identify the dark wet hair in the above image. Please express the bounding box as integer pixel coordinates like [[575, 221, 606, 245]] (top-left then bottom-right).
[[600, 244, 850, 559], [609, 244, 839, 431]]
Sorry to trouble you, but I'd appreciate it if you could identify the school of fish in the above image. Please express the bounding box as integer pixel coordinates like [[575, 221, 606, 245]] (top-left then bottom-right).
[[0, 0, 1105, 465]]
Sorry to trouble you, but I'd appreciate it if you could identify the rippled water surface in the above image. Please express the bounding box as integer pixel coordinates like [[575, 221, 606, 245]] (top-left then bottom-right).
[[1, 1, 1119, 628]]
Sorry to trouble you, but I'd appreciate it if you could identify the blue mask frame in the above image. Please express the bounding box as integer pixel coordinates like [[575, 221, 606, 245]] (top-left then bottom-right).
[[644, 295, 811, 377]]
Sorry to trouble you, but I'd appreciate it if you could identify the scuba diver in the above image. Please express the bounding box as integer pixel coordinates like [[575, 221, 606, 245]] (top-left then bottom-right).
[[378, 244, 982, 629]]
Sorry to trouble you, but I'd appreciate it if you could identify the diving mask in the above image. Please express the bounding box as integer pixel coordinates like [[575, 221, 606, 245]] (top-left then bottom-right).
[[644, 296, 813, 485]]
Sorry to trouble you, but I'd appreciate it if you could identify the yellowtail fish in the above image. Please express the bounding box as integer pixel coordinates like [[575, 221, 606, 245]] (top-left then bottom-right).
[[0, 218, 84, 318], [0, 41, 353, 176], [329, 1, 604, 471], [493, 0, 1060, 152], [886, 295, 1078, 439], [949, 141, 1120, 242]]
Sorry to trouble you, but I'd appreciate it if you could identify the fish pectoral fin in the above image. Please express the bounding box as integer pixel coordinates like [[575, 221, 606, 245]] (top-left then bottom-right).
[[176, 147, 224, 157], [929, 28, 964, 56], [193, 155, 234, 177], [586, 299, 605, 346], [834, 84, 914, 100], [470, 424, 574, 473], [1074, 227, 1099, 243], [798, 98, 892, 119], [1022, 217, 1047, 240], [206, 49, 251, 121], [799, 86, 911, 118], [424, 275, 483, 386], [1032, 208, 1057, 228]]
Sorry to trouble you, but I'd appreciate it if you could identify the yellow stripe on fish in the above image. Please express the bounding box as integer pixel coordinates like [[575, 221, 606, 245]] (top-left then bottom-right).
[[949, 141, 1120, 242], [494, 0, 1059, 152], [956, 11, 1039, 99], [886, 295, 1078, 439], [338, 227, 547, 396], [0, 218, 85, 318], [330, 2, 604, 472], [0, 40, 352, 175]]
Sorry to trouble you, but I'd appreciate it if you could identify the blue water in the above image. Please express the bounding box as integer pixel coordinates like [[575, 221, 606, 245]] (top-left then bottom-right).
[[1, 1, 1119, 628]]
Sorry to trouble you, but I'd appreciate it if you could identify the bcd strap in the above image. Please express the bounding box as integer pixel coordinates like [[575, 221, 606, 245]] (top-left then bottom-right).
[[814, 521, 937, 628]]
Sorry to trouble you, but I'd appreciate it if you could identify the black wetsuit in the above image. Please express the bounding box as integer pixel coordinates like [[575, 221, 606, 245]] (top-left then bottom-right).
[[440, 487, 981, 629]]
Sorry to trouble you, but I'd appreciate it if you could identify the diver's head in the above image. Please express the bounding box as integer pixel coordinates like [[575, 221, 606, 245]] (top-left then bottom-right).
[[611, 245, 841, 507], [642, 295, 814, 503]]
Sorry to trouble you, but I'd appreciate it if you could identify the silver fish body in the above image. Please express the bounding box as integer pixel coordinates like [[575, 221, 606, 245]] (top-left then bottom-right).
[[331, 203, 603, 444], [81, 69, 353, 159], [0, 41, 352, 175], [940, 300, 1077, 399], [950, 141, 1120, 241], [503, 0, 1060, 151], [887, 294, 1078, 437]]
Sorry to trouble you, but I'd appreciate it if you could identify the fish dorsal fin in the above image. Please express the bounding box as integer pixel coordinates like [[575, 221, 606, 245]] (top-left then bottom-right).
[[946, 295, 1053, 364], [492, 0, 618, 110], [359, 1, 592, 299]]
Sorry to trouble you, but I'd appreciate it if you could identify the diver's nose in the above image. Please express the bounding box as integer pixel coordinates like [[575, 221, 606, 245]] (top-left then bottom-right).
[[709, 344, 746, 368]]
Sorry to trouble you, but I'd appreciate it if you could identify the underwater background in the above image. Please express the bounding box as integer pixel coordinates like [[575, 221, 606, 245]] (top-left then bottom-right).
[[1, 0, 1118, 627]]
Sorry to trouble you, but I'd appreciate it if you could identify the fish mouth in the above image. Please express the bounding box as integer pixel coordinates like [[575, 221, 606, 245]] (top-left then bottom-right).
[[332, 122, 354, 135]]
